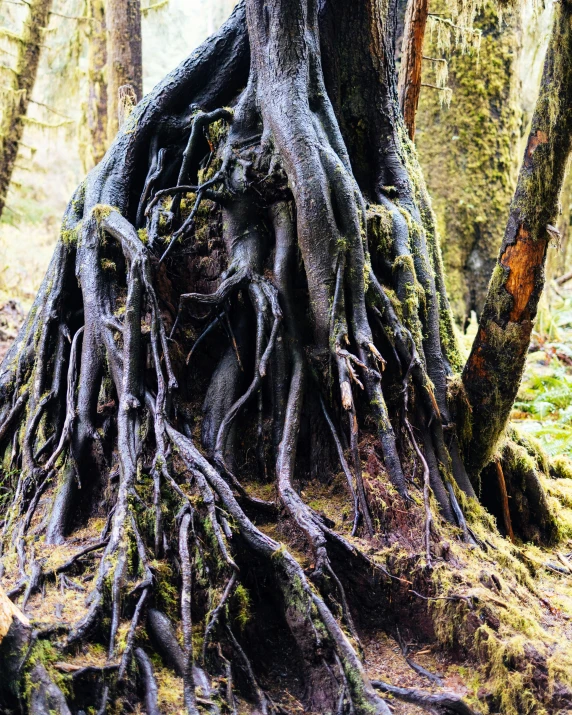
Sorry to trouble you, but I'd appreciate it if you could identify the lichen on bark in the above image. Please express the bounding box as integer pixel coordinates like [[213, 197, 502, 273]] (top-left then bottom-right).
[[416, 0, 522, 325]]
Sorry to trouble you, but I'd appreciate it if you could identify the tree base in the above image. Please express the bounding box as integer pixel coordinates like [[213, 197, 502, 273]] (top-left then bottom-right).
[[0, 3, 569, 714]]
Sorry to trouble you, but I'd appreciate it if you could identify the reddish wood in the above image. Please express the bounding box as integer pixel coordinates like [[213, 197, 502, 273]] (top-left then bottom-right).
[[398, 0, 429, 140], [495, 459, 515, 543]]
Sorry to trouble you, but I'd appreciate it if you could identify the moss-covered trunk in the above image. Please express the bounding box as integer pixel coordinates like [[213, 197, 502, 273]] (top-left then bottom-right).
[[463, 0, 572, 478], [415, 0, 522, 325], [0, 0, 54, 220]]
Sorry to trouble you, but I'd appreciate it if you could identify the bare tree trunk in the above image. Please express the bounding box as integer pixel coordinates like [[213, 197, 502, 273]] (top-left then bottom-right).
[[463, 0, 572, 478], [0, 0, 54, 220], [80, 0, 108, 172], [398, 0, 429, 139], [105, 0, 142, 141]]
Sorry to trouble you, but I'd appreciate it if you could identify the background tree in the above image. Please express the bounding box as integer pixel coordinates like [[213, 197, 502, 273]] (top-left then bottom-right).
[[0, 0, 54, 220], [0, 1, 571, 714], [105, 0, 142, 140], [464, 0, 572, 482], [80, 0, 108, 171], [415, 0, 522, 325]]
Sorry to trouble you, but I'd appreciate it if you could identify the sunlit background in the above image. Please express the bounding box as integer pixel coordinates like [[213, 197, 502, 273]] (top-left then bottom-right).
[[0, 0, 236, 307]]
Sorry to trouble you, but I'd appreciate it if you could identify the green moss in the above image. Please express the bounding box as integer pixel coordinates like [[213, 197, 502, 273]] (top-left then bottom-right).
[[23, 639, 72, 702], [233, 584, 251, 630], [152, 561, 179, 619], [416, 0, 521, 324], [101, 258, 116, 272], [366, 204, 393, 259], [60, 226, 79, 246], [91, 204, 115, 222], [551, 454, 572, 480]]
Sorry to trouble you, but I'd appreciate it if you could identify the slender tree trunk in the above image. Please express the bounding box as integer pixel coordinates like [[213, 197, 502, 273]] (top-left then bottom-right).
[[415, 0, 522, 325], [105, 0, 142, 141], [80, 0, 108, 172], [398, 0, 429, 139], [463, 0, 572, 478], [0, 0, 54, 220]]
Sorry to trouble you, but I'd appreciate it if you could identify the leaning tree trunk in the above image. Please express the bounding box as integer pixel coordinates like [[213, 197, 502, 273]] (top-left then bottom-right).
[[105, 0, 142, 141], [0, 0, 566, 713], [463, 0, 572, 479], [415, 0, 522, 326], [0, 0, 54, 220]]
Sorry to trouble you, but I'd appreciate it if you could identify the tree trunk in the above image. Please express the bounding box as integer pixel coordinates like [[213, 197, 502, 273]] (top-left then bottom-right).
[[80, 0, 108, 172], [0, 0, 54, 220], [105, 0, 142, 142], [463, 0, 572, 478], [398, 0, 429, 140], [415, 0, 522, 325], [0, 1, 568, 713]]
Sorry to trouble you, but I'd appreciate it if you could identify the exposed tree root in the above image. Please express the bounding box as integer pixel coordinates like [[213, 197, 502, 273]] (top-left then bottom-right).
[[372, 680, 478, 715], [0, 2, 564, 714]]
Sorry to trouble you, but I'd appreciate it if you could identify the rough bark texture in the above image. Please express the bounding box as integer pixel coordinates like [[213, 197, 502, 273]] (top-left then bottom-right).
[[80, 0, 109, 172], [398, 0, 429, 140], [415, 0, 522, 325], [463, 0, 572, 479], [0, 1, 568, 713], [0, 0, 54, 220], [105, 0, 142, 141]]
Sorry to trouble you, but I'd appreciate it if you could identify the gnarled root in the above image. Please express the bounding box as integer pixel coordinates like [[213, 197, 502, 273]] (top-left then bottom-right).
[[0, 3, 546, 714]]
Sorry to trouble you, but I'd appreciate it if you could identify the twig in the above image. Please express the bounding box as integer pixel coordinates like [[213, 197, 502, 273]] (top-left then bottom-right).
[[495, 458, 515, 543]]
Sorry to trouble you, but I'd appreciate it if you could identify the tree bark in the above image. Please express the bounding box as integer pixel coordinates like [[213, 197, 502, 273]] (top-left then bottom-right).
[[0, 0, 54, 220], [463, 0, 572, 478], [415, 0, 522, 325], [398, 0, 429, 139], [105, 0, 142, 142], [80, 0, 108, 172]]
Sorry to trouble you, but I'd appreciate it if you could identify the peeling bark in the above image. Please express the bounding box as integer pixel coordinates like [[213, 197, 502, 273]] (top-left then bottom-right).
[[398, 0, 429, 139], [463, 0, 572, 478]]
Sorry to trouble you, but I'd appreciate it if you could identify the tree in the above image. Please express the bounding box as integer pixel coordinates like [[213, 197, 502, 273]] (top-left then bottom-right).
[[0, 0, 54, 220], [81, 0, 108, 171], [81, 0, 143, 171], [463, 0, 572, 487], [0, 1, 571, 713], [415, 0, 522, 325], [105, 0, 142, 141]]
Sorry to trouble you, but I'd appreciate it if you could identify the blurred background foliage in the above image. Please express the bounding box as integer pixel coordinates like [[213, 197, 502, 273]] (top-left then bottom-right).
[[0, 0, 236, 306]]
